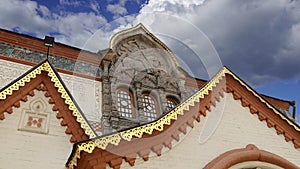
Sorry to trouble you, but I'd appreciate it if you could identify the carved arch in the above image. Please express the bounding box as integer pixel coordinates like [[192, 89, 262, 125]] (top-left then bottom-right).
[[204, 144, 299, 169]]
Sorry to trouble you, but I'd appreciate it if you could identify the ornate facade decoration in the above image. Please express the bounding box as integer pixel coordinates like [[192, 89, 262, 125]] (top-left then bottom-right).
[[18, 95, 50, 134], [0, 60, 97, 139], [101, 25, 189, 133]]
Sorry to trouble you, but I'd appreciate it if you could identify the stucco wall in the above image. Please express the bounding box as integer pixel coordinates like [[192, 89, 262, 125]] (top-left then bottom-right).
[[0, 59, 31, 88], [0, 90, 71, 169], [59, 73, 102, 123], [120, 92, 300, 168]]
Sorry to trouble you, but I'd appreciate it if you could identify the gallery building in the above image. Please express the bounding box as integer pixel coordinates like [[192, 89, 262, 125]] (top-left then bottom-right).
[[0, 24, 299, 169]]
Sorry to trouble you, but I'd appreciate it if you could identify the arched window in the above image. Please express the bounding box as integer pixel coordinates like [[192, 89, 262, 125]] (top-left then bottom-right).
[[116, 89, 135, 118], [166, 97, 179, 111], [141, 94, 158, 121]]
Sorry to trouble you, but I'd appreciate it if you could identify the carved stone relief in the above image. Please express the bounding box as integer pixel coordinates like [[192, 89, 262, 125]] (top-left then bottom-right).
[[102, 33, 188, 133]]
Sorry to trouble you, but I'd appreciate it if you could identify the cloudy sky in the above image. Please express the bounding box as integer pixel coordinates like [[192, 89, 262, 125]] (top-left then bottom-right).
[[0, 0, 299, 123]]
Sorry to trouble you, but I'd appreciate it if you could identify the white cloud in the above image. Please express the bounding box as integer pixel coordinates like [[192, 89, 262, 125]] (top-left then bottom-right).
[[133, 0, 300, 85], [140, 0, 205, 13], [2, 0, 300, 84], [38, 5, 51, 17], [0, 0, 50, 33], [52, 12, 107, 48], [107, 4, 128, 15], [90, 0, 101, 14], [59, 0, 82, 6], [0, 0, 107, 50]]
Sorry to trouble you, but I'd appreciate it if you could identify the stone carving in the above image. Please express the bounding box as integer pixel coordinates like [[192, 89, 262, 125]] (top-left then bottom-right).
[[101, 32, 188, 133], [116, 37, 147, 56]]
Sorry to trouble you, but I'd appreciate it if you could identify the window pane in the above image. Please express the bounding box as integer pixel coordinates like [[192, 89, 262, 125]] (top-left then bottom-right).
[[117, 90, 134, 118], [166, 98, 178, 111], [142, 95, 157, 121]]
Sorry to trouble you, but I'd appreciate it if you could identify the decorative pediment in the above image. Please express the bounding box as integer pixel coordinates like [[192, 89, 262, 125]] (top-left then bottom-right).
[[0, 60, 97, 142]]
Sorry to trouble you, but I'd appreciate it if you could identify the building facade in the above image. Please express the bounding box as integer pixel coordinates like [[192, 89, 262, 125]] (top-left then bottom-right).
[[0, 24, 299, 169]]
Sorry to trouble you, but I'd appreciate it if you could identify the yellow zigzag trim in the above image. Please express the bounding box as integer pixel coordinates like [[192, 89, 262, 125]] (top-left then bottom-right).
[[0, 61, 97, 139]]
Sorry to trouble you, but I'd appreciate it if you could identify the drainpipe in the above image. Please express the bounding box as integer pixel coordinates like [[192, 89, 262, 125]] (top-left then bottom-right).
[[290, 100, 296, 119]]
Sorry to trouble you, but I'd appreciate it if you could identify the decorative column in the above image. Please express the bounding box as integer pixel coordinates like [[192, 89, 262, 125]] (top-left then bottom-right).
[[134, 81, 147, 124], [158, 88, 167, 114], [178, 79, 189, 100], [109, 77, 120, 131], [101, 60, 113, 134]]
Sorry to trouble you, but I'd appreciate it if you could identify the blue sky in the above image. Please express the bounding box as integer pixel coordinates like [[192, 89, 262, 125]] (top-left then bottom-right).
[[0, 0, 299, 124]]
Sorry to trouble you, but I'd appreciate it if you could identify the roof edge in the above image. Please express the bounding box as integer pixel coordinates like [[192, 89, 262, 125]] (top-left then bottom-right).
[[224, 66, 300, 131]]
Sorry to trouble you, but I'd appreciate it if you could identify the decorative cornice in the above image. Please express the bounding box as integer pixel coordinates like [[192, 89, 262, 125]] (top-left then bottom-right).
[[0, 60, 97, 139], [0, 29, 101, 65]]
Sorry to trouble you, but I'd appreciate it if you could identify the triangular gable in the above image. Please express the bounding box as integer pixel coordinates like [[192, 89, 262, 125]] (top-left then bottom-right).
[[66, 67, 300, 169], [0, 60, 97, 142]]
